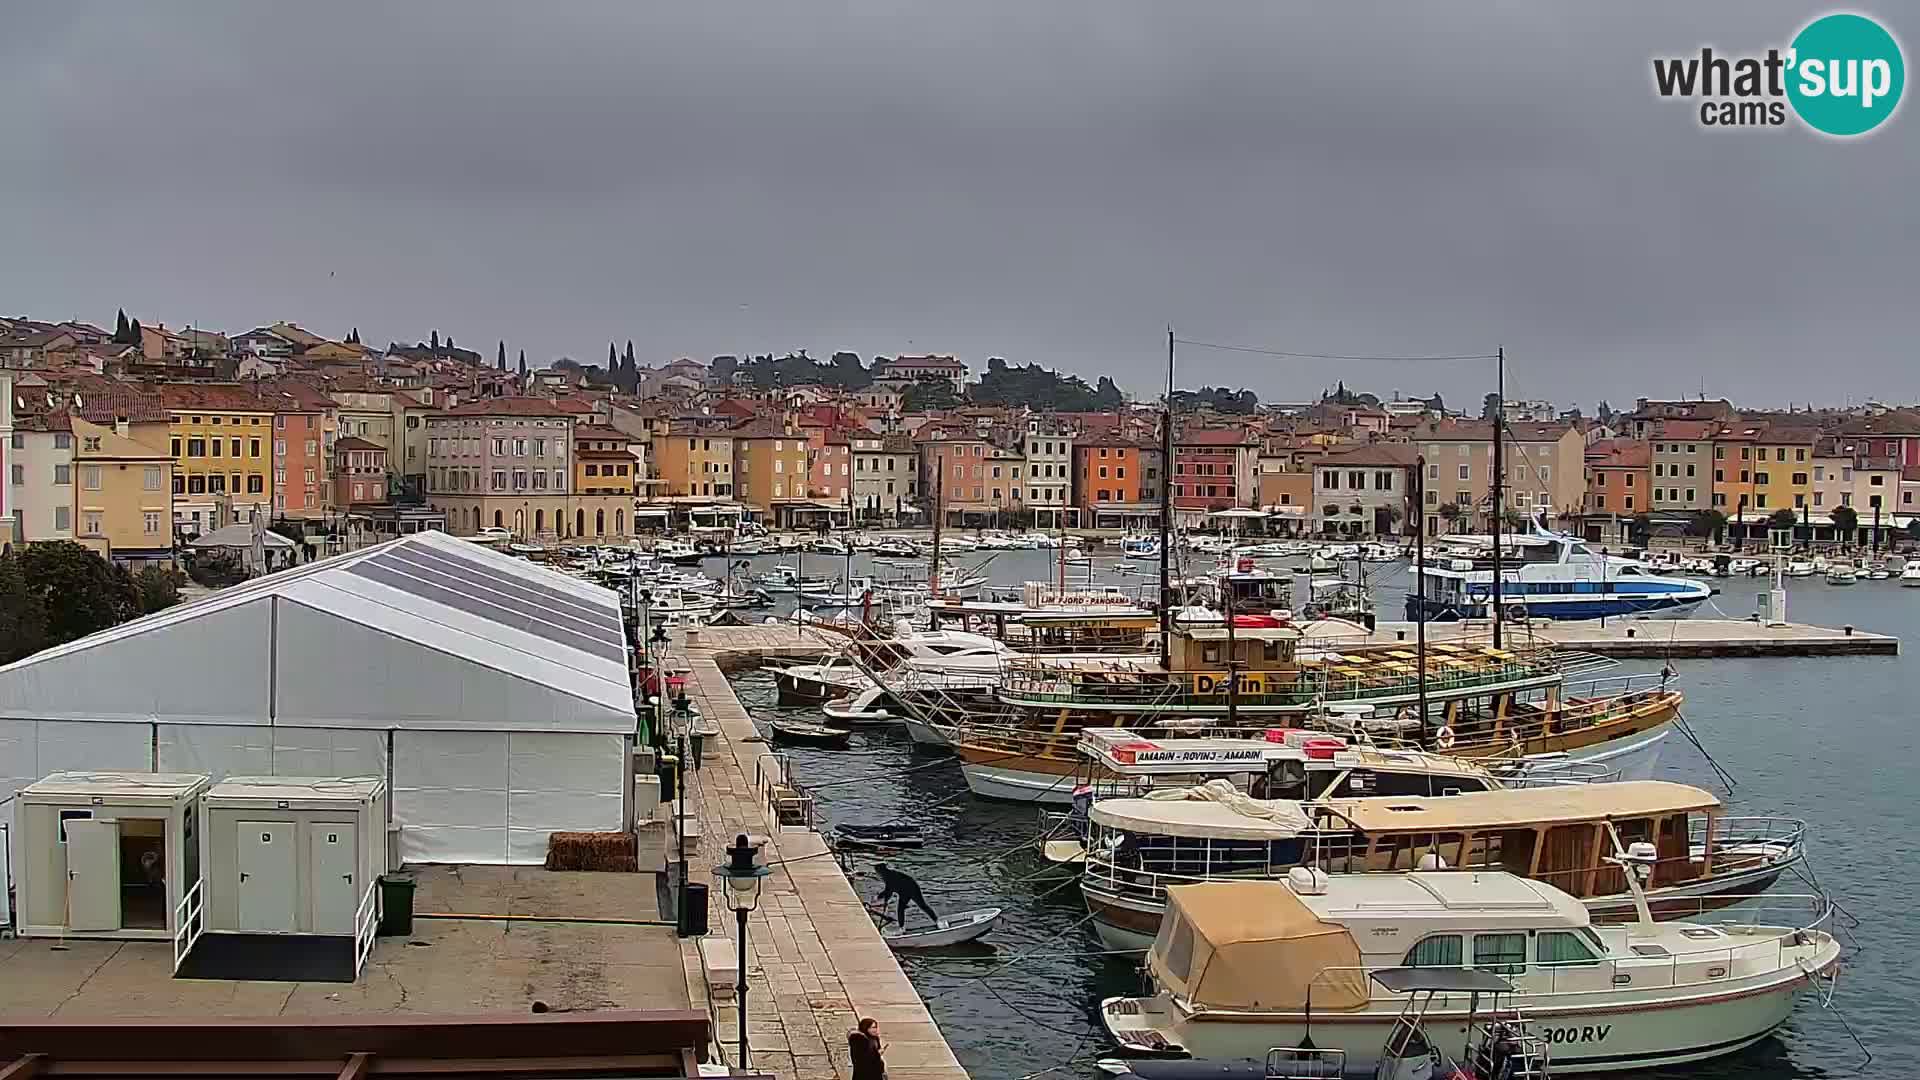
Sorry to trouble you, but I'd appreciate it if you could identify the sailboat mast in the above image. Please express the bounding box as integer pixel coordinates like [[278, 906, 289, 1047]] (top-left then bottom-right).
[[1490, 345, 1505, 648], [1414, 453, 1428, 736], [1159, 327, 1176, 670], [931, 459, 945, 599]]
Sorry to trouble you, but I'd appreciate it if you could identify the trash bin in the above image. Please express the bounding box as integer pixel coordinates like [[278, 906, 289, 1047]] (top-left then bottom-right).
[[378, 875, 416, 937], [658, 755, 679, 803], [678, 881, 710, 937]]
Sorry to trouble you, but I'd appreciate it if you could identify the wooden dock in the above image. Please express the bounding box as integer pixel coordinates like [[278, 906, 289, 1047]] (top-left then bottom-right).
[[673, 628, 969, 1080]]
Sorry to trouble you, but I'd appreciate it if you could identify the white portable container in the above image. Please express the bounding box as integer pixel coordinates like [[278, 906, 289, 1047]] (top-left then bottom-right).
[[198, 776, 388, 938]]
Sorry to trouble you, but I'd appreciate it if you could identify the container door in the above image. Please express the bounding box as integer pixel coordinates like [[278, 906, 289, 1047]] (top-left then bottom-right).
[[65, 819, 121, 932], [237, 821, 297, 932], [306, 822, 358, 935]]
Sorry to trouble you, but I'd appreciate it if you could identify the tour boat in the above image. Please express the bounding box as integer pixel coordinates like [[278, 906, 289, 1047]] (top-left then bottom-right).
[[1078, 779, 1806, 951], [1407, 525, 1710, 622], [1099, 867, 1841, 1074], [952, 623, 1680, 804]]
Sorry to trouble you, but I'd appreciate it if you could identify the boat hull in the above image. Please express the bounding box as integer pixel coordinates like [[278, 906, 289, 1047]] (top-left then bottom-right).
[[1102, 970, 1826, 1074], [904, 717, 956, 749], [1406, 593, 1706, 621]]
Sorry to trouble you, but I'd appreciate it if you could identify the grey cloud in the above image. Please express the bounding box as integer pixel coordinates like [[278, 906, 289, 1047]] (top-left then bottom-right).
[[1, 2, 1913, 405]]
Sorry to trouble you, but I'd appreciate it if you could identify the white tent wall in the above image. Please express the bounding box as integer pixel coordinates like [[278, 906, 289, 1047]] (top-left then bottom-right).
[[393, 730, 624, 864], [0, 718, 152, 807], [156, 725, 386, 780], [0, 598, 272, 725]]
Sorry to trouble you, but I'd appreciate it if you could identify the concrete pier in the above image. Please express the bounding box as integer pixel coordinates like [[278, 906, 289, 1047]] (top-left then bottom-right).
[[672, 629, 969, 1080], [1365, 618, 1897, 657]]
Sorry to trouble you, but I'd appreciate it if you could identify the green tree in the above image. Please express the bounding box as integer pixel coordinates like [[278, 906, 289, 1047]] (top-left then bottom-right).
[[114, 309, 131, 343], [0, 551, 49, 663], [431, 330, 440, 350], [1481, 393, 1501, 421], [1830, 504, 1859, 541], [1686, 509, 1727, 540], [902, 378, 961, 411], [1905, 519, 1920, 542], [1767, 507, 1799, 530], [128, 317, 144, 345], [518, 349, 528, 377], [498, 340, 507, 370], [15, 542, 137, 647], [131, 565, 186, 615]]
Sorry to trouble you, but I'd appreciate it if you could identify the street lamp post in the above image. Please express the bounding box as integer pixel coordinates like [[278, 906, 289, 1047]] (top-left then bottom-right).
[[714, 834, 771, 1071]]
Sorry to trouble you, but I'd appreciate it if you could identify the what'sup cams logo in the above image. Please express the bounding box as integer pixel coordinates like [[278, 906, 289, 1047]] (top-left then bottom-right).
[[1653, 12, 1904, 136]]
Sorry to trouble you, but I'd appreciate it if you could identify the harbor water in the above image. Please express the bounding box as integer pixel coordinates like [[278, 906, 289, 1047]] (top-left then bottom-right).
[[726, 546, 1911, 1078]]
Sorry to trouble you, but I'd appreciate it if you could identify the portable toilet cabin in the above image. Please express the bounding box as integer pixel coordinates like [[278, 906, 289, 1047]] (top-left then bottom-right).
[[184, 776, 389, 982], [10, 771, 211, 947]]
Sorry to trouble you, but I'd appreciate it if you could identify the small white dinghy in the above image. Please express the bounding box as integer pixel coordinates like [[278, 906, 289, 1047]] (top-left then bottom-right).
[[881, 907, 1003, 950]]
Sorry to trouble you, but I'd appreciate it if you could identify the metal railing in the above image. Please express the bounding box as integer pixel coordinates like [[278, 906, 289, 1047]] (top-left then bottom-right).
[[1082, 816, 1806, 909], [352, 880, 379, 977], [172, 879, 205, 973], [755, 752, 815, 829]]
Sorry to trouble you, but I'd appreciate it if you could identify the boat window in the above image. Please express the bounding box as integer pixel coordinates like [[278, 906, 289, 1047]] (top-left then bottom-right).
[[1536, 931, 1601, 967], [1161, 916, 1196, 984], [1617, 566, 1640, 576], [1202, 643, 1222, 664], [1402, 934, 1463, 968], [1472, 933, 1527, 975], [1570, 544, 1591, 556]]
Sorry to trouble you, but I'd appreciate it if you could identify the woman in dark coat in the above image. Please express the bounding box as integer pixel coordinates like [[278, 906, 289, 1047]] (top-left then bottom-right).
[[849, 1017, 885, 1080]]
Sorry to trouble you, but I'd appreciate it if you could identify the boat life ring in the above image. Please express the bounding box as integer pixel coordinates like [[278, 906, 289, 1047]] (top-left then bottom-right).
[[1435, 726, 1456, 752]]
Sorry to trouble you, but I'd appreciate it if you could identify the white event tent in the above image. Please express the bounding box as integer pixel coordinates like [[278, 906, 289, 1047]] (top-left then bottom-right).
[[0, 530, 636, 864]]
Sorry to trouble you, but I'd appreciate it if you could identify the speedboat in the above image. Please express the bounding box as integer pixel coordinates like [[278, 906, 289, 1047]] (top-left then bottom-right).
[[1825, 565, 1858, 586], [1122, 535, 1163, 560], [1407, 519, 1709, 621], [1784, 559, 1817, 578], [1902, 558, 1920, 586], [1100, 866, 1842, 1074], [651, 538, 706, 565], [754, 564, 835, 593], [801, 576, 879, 608]]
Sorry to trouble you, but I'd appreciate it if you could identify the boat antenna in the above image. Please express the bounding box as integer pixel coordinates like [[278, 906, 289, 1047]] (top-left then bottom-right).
[[1159, 326, 1175, 670], [1490, 346, 1504, 647]]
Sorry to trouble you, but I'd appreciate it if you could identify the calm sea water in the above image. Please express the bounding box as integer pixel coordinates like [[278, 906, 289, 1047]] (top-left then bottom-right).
[[724, 547, 1909, 1079]]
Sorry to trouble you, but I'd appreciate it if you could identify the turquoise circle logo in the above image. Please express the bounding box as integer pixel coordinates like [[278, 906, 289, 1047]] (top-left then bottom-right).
[[1787, 13, 1905, 136]]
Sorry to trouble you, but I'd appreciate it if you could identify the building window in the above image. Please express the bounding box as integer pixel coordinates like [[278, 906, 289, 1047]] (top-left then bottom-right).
[[54, 506, 70, 532], [144, 511, 162, 535], [81, 465, 101, 490], [53, 464, 71, 485], [1457, 464, 1470, 480]]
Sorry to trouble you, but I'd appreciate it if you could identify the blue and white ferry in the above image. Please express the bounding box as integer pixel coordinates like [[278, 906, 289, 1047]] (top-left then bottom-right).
[[1406, 522, 1710, 621]]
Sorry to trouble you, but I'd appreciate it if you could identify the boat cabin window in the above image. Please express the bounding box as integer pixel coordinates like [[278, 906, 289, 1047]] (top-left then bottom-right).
[[1262, 640, 1282, 663], [1317, 770, 1489, 800], [1160, 916, 1196, 983], [1372, 832, 1470, 870], [1536, 931, 1602, 967], [1402, 934, 1463, 968], [1472, 932, 1527, 975], [1202, 643, 1222, 664], [1129, 833, 1308, 876], [1570, 544, 1591, 556], [1617, 566, 1641, 576]]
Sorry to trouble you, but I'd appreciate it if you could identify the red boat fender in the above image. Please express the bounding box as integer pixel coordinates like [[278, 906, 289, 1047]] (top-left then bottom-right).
[[1302, 737, 1346, 760], [1232, 613, 1282, 628], [1265, 728, 1305, 744]]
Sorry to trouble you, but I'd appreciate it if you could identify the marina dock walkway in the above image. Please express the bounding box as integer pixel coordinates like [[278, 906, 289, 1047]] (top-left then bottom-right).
[[674, 627, 969, 1080], [1366, 617, 1897, 657]]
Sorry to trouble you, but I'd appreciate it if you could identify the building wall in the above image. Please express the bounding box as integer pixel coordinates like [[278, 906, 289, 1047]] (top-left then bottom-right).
[[734, 436, 810, 510], [1256, 467, 1313, 514], [11, 429, 73, 542], [272, 411, 327, 519], [850, 438, 914, 518], [1076, 444, 1146, 512], [1650, 438, 1710, 511], [921, 441, 990, 508], [1752, 439, 1814, 515], [654, 432, 735, 498], [1022, 429, 1073, 517], [169, 408, 272, 528], [71, 419, 172, 559], [425, 414, 575, 537], [808, 440, 851, 503], [334, 448, 389, 506], [1585, 465, 1650, 515], [1414, 431, 1586, 527], [1173, 444, 1244, 510]]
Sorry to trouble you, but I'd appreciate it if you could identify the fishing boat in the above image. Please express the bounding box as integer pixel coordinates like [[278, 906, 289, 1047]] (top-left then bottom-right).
[[834, 823, 925, 850], [766, 719, 853, 749], [1077, 779, 1806, 951], [1407, 524, 1710, 621], [882, 907, 1003, 949], [953, 622, 1679, 803], [1099, 866, 1841, 1074]]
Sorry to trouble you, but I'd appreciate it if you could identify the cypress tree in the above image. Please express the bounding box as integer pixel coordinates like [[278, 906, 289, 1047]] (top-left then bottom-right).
[[518, 349, 528, 377], [430, 330, 440, 351], [114, 309, 130, 343], [129, 318, 144, 346], [497, 340, 506, 369]]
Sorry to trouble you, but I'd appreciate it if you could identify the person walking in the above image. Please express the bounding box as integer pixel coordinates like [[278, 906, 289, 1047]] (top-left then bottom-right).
[[873, 862, 937, 929], [849, 1018, 886, 1080]]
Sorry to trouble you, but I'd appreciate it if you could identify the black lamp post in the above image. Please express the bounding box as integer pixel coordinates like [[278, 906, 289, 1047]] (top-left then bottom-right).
[[714, 834, 771, 1071]]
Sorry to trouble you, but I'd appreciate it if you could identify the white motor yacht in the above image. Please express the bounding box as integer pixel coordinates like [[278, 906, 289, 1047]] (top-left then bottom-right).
[[1902, 558, 1920, 586], [1825, 565, 1858, 586], [1100, 868, 1841, 1074], [754, 564, 836, 593]]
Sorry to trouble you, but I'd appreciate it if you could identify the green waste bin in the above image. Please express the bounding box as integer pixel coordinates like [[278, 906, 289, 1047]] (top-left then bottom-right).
[[378, 875, 416, 937]]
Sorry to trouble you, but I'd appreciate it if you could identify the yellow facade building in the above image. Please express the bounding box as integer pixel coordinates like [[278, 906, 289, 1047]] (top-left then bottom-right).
[[71, 417, 174, 562], [157, 384, 274, 531], [656, 424, 737, 499]]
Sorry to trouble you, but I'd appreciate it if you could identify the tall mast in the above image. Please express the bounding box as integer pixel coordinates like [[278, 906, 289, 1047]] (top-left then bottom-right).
[[930, 457, 945, 598], [1159, 327, 1176, 670], [1414, 454, 1428, 736], [1490, 345, 1505, 648]]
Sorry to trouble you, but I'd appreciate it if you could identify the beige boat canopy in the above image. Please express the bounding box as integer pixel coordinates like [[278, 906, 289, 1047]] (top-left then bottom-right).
[[1150, 881, 1369, 1011], [1090, 781, 1314, 839], [1325, 780, 1720, 834]]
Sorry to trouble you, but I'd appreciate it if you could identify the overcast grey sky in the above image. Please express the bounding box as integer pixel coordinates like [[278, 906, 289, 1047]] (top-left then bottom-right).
[[2, 4, 1913, 407]]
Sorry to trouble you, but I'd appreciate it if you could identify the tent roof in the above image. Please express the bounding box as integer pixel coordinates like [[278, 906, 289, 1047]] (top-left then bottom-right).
[[0, 531, 635, 733]]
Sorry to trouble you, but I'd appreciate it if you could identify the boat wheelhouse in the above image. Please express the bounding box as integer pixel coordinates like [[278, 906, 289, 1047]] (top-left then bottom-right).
[[955, 624, 1679, 803], [1407, 528, 1710, 621], [1100, 873, 1841, 1074], [1079, 780, 1805, 950]]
